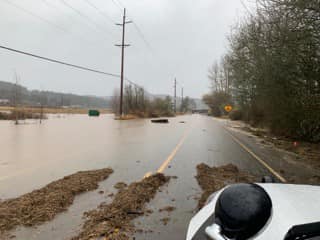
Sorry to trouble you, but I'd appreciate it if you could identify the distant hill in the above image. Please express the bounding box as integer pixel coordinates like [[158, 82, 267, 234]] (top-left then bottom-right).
[[0, 81, 208, 110], [0, 81, 110, 108]]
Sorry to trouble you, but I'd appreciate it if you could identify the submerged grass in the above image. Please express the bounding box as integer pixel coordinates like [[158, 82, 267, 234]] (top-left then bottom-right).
[[0, 168, 113, 233], [196, 163, 257, 208], [72, 173, 170, 240]]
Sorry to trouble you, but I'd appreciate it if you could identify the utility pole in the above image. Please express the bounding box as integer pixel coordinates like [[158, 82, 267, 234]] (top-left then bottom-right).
[[40, 89, 44, 124], [115, 8, 131, 117], [13, 71, 19, 125], [181, 87, 184, 112], [173, 78, 177, 114]]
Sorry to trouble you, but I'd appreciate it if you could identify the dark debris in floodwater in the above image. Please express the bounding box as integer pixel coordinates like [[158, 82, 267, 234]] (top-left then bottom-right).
[[71, 173, 170, 240], [196, 163, 257, 209], [160, 217, 170, 225], [0, 168, 113, 233], [159, 206, 176, 213]]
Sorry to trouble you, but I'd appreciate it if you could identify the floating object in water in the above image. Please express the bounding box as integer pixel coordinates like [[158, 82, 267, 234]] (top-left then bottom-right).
[[151, 119, 169, 123]]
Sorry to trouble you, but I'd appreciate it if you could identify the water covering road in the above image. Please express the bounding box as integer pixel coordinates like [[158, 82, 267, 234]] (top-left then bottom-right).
[[0, 114, 274, 239]]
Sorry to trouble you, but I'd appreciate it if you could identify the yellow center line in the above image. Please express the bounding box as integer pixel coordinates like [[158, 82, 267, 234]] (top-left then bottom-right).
[[157, 129, 190, 174], [143, 171, 152, 179], [223, 125, 287, 183], [143, 126, 192, 178]]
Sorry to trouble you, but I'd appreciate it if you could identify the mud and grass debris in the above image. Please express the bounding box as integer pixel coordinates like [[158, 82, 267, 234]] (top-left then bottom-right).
[[160, 217, 170, 225], [159, 206, 176, 213], [108, 193, 115, 198], [71, 173, 170, 240], [0, 168, 113, 233], [114, 182, 128, 190], [196, 163, 256, 209]]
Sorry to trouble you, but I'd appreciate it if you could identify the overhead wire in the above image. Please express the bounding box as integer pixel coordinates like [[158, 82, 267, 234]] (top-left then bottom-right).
[[111, 0, 123, 13], [0, 44, 120, 78], [1, 0, 152, 95], [59, 0, 113, 37], [41, 0, 108, 46], [0, 44, 148, 92], [2, 0, 108, 51], [111, 0, 174, 93], [131, 22, 154, 53], [2, 0, 69, 33], [82, 0, 116, 24]]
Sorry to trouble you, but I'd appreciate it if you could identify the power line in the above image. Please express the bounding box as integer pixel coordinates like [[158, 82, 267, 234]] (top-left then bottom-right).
[[0, 44, 120, 78], [3, 0, 104, 50], [112, 0, 154, 53], [111, 0, 123, 12], [59, 0, 113, 37], [82, 0, 116, 24], [2, 0, 69, 33], [0, 44, 148, 92], [131, 21, 154, 53], [41, 0, 105, 46]]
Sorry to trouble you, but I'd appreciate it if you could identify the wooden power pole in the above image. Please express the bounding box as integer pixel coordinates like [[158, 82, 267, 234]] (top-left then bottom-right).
[[174, 78, 177, 113], [13, 71, 19, 125], [115, 8, 131, 117], [181, 87, 184, 112]]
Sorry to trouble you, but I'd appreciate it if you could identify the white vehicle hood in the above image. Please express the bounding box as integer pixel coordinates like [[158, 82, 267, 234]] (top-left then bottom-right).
[[187, 184, 320, 240]]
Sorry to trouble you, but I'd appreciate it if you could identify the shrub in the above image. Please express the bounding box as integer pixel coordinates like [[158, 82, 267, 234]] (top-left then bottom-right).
[[229, 109, 242, 120], [210, 106, 222, 117]]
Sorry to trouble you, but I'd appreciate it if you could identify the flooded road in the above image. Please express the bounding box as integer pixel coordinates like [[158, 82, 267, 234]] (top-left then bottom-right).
[[0, 114, 275, 239], [0, 114, 189, 199]]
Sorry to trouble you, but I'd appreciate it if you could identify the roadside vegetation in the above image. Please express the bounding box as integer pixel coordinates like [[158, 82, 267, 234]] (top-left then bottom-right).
[[203, 0, 320, 143], [0, 109, 43, 121], [0, 107, 111, 122], [112, 85, 193, 118]]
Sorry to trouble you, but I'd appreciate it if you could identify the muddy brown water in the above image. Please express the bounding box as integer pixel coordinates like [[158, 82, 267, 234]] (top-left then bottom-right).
[[0, 114, 200, 240], [0, 114, 190, 199], [0, 114, 275, 240]]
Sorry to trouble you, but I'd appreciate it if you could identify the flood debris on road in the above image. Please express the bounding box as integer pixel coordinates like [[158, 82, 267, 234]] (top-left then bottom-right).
[[71, 173, 170, 240], [196, 163, 256, 208], [0, 168, 113, 233], [159, 206, 176, 213], [151, 119, 169, 123], [114, 182, 128, 190], [160, 217, 170, 225]]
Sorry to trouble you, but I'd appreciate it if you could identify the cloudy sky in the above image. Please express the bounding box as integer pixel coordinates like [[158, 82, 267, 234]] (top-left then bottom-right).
[[0, 0, 250, 98]]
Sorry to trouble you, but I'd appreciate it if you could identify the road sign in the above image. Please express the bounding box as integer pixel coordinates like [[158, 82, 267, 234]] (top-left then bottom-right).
[[224, 105, 233, 113]]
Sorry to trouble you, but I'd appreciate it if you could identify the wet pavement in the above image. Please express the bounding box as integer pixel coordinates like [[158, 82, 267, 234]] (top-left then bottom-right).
[[0, 114, 289, 239]]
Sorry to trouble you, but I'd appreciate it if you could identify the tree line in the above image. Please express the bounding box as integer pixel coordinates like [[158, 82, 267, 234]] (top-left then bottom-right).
[[203, 0, 320, 142], [112, 84, 195, 117]]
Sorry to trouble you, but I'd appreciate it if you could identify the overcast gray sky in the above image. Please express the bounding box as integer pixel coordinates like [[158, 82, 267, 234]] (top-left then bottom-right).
[[0, 0, 249, 98]]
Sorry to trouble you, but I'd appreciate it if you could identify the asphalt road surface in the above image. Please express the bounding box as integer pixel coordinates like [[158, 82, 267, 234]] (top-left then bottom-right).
[[0, 114, 289, 240]]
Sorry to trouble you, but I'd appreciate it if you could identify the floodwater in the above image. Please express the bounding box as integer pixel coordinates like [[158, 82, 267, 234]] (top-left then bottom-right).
[[0, 114, 190, 199], [0, 113, 273, 240]]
